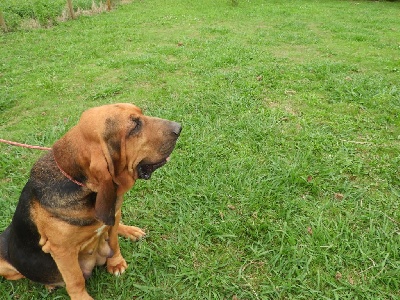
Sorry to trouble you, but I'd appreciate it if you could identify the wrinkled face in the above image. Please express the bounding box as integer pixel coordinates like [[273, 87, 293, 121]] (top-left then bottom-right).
[[81, 103, 181, 183], [122, 107, 182, 180]]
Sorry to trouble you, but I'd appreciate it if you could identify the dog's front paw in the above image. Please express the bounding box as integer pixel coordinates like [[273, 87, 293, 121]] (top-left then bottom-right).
[[118, 224, 146, 241], [107, 254, 128, 276]]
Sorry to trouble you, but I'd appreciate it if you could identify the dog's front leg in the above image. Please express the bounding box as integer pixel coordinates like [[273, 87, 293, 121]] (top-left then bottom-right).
[[117, 223, 146, 241], [50, 246, 93, 300], [106, 208, 127, 276]]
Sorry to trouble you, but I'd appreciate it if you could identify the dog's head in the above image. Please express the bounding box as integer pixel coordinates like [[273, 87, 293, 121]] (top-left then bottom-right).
[[54, 103, 181, 225]]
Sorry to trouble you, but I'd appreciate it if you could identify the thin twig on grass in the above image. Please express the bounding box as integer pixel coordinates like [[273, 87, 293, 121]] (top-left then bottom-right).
[[239, 261, 261, 300], [339, 139, 372, 145]]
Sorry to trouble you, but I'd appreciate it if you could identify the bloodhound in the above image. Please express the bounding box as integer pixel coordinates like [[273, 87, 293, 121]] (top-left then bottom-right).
[[0, 103, 181, 300]]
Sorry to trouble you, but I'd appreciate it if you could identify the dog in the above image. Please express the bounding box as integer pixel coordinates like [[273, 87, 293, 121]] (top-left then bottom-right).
[[0, 103, 181, 300]]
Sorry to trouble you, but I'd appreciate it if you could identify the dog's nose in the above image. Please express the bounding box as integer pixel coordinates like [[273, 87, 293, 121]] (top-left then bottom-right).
[[171, 122, 182, 136]]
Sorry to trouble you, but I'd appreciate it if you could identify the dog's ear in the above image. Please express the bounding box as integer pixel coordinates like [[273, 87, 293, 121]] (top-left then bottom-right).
[[92, 117, 130, 225], [101, 117, 138, 195], [94, 177, 117, 226], [89, 151, 117, 226]]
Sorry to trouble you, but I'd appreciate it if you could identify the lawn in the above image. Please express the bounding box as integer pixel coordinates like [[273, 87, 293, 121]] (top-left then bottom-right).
[[0, 0, 399, 299]]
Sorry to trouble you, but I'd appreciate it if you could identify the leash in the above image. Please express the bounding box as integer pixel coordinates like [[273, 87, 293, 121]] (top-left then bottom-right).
[[0, 138, 86, 187], [0, 138, 52, 151]]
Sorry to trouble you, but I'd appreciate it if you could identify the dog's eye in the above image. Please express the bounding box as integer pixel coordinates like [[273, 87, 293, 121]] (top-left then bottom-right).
[[128, 117, 141, 136]]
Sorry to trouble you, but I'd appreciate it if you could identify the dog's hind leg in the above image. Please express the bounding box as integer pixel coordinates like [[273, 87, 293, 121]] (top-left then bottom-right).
[[0, 258, 24, 280], [0, 228, 24, 280], [49, 246, 93, 300]]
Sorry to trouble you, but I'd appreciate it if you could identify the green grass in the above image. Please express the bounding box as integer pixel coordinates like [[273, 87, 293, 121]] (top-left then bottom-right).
[[1, 0, 400, 299]]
